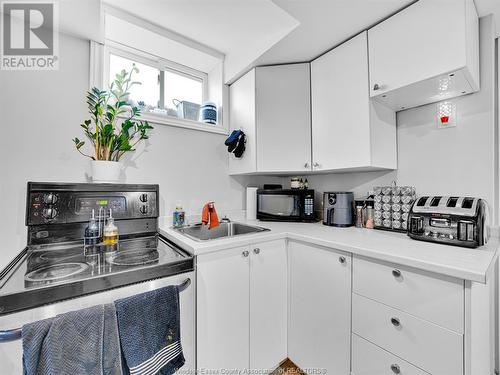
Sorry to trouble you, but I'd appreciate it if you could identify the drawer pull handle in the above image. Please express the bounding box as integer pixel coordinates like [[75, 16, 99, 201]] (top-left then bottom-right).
[[390, 364, 401, 374], [392, 269, 402, 278], [242, 250, 249, 257], [339, 256, 346, 264], [391, 317, 401, 327]]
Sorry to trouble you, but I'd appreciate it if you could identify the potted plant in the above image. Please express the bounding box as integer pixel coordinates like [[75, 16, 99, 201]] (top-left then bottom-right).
[[73, 65, 153, 183]]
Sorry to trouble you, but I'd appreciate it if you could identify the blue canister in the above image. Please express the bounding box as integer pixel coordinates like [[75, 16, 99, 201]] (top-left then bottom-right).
[[200, 102, 217, 125]]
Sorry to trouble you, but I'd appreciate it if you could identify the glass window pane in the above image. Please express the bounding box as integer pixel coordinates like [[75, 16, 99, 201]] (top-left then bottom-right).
[[164, 70, 203, 112], [109, 54, 160, 109]]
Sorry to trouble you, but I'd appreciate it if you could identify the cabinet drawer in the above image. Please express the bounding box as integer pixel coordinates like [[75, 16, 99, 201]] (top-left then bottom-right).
[[352, 334, 430, 375], [352, 294, 463, 375], [353, 256, 464, 333]]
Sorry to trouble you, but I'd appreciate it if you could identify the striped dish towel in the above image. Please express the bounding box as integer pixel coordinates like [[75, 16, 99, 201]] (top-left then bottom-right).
[[115, 286, 185, 375]]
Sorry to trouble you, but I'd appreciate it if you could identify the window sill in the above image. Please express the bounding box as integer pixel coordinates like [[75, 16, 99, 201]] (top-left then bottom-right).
[[118, 112, 229, 136]]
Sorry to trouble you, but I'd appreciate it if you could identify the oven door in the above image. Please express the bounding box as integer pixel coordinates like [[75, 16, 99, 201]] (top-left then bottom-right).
[[257, 193, 302, 221], [0, 272, 195, 375]]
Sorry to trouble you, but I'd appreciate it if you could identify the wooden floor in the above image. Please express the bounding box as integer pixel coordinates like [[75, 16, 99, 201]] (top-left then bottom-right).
[[271, 359, 305, 375]]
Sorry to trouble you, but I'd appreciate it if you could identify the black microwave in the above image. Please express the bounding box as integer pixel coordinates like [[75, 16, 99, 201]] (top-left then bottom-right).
[[257, 189, 316, 222]]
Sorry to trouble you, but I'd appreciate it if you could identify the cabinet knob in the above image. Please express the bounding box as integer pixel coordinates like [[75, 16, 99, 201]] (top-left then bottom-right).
[[373, 83, 380, 91], [390, 364, 401, 374], [313, 162, 320, 169], [392, 269, 402, 278], [253, 248, 260, 255], [242, 250, 249, 257], [304, 162, 310, 169], [391, 317, 401, 327], [339, 256, 346, 264]]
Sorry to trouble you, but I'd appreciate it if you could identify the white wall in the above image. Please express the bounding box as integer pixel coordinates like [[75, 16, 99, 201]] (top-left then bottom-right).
[[397, 15, 497, 222], [305, 16, 498, 223], [0, 33, 277, 270]]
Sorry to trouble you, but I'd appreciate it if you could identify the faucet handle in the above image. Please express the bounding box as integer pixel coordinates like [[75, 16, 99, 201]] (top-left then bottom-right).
[[220, 216, 231, 223]]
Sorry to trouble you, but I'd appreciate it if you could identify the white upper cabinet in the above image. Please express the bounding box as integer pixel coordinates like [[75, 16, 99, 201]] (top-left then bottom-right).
[[311, 31, 397, 172], [368, 0, 479, 110], [229, 64, 312, 175]]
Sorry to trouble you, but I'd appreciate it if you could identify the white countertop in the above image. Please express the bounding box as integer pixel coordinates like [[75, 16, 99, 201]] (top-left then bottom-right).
[[160, 220, 499, 283]]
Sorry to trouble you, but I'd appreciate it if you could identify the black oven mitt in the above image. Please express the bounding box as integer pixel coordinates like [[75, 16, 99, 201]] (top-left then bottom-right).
[[225, 130, 242, 153], [233, 132, 246, 158], [224, 130, 246, 158]]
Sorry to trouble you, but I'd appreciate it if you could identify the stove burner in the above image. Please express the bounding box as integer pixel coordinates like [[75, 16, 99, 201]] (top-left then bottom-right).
[[107, 249, 160, 266], [25, 262, 90, 282]]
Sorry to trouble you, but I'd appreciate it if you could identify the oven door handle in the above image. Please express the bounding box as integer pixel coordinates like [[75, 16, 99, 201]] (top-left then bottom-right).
[[0, 277, 192, 343]]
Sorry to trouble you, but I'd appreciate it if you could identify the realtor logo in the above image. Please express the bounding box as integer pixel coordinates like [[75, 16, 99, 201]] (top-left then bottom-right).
[[1, 1, 59, 70]]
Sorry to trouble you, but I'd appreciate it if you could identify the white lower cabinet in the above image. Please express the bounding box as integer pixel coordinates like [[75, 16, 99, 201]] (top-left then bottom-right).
[[352, 293, 463, 375], [288, 241, 351, 375], [352, 334, 430, 375], [196, 240, 287, 373], [197, 246, 250, 372], [197, 242, 495, 375]]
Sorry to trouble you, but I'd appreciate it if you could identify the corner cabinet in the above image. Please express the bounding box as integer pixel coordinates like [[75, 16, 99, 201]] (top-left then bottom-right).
[[311, 31, 397, 172], [368, 0, 479, 110], [288, 241, 352, 375], [229, 64, 312, 175], [196, 239, 287, 373]]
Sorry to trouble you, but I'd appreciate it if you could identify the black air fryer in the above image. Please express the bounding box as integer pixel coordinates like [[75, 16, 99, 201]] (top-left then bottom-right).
[[323, 192, 354, 227]]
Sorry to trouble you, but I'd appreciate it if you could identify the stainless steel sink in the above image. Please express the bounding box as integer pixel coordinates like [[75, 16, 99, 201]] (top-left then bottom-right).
[[175, 222, 269, 241]]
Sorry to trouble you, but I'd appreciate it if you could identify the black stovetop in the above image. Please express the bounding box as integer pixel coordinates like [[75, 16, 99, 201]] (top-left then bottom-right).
[[0, 234, 193, 315]]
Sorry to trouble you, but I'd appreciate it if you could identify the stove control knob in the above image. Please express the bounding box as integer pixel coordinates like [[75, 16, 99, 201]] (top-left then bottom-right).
[[140, 205, 148, 215], [42, 207, 58, 219], [449, 234, 454, 240], [43, 193, 58, 205], [139, 193, 148, 202]]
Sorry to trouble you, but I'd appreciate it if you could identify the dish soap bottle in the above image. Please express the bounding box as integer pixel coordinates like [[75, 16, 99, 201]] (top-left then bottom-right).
[[173, 203, 185, 228], [103, 209, 119, 249], [84, 209, 100, 246]]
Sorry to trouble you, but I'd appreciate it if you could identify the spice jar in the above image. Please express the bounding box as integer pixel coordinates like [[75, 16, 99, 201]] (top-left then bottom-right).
[[365, 200, 374, 229]]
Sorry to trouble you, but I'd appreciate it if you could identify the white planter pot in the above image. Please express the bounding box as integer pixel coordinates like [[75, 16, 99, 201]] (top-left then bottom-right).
[[90, 160, 122, 183]]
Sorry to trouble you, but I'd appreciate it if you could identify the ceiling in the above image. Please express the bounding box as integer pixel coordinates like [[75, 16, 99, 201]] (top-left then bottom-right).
[[475, 0, 500, 36], [103, 0, 299, 82], [103, 0, 499, 83], [256, 0, 414, 66]]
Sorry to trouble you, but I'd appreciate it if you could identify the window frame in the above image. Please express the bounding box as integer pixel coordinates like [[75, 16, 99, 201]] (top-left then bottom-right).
[[102, 41, 227, 135]]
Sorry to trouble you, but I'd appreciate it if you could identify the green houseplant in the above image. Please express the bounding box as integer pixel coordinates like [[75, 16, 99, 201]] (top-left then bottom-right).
[[74, 65, 153, 182]]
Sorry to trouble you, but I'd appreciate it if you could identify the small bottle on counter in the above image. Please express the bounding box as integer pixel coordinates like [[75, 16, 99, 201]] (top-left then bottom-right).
[[84, 209, 100, 246], [304, 178, 309, 189], [365, 201, 375, 229], [291, 177, 300, 189], [355, 201, 365, 228], [173, 203, 185, 228], [103, 209, 119, 249]]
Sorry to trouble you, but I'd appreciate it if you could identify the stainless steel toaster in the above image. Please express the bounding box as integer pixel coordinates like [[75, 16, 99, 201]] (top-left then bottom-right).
[[407, 196, 490, 248]]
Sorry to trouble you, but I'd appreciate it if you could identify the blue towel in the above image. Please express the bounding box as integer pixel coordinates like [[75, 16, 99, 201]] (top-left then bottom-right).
[[115, 286, 185, 375], [22, 304, 122, 375]]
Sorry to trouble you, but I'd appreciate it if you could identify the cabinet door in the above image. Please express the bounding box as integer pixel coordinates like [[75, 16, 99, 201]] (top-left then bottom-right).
[[368, 0, 469, 97], [229, 69, 257, 174], [311, 32, 371, 171], [197, 247, 250, 371], [255, 64, 312, 173], [288, 241, 351, 375], [249, 240, 287, 371]]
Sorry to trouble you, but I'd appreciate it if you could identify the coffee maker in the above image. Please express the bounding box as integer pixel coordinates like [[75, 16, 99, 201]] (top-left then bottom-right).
[[323, 192, 354, 227]]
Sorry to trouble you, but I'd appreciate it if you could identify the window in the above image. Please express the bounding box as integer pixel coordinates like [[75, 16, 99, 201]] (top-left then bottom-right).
[[107, 49, 208, 123]]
